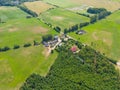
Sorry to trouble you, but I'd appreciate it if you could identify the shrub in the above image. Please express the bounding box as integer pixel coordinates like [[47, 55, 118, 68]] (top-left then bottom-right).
[[0, 46, 10, 52], [23, 43, 31, 47], [13, 45, 20, 49]]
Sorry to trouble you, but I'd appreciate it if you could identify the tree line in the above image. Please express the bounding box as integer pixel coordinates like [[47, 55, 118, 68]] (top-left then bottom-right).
[[0, 40, 41, 52], [88, 8, 111, 23], [18, 5, 38, 17], [64, 22, 89, 34]]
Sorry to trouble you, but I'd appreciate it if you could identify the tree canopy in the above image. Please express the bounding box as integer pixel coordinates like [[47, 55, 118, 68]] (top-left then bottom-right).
[[20, 39, 120, 90]]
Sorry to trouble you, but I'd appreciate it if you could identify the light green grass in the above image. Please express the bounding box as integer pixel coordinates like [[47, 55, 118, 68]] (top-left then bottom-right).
[[39, 8, 89, 30], [0, 18, 57, 47], [0, 18, 58, 90], [0, 46, 58, 90], [69, 10, 120, 61], [0, 6, 28, 22]]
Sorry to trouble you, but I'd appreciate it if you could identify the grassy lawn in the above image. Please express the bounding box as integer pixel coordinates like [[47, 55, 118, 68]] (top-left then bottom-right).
[[69, 10, 120, 61], [23, 1, 54, 15], [0, 6, 28, 22], [39, 8, 89, 30], [0, 18, 58, 90], [43, 0, 120, 11]]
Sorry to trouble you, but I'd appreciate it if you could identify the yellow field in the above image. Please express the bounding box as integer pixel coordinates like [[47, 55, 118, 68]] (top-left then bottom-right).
[[44, 0, 120, 11], [71, 0, 120, 11], [23, 1, 54, 15]]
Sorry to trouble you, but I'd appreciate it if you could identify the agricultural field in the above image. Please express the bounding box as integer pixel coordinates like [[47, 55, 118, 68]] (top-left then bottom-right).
[[43, 0, 120, 12], [69, 10, 120, 61], [39, 8, 89, 30], [0, 17, 58, 90], [0, 6, 28, 22], [23, 1, 54, 15]]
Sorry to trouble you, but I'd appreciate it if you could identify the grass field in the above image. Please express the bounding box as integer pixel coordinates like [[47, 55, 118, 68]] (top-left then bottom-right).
[[69, 10, 120, 61], [39, 8, 89, 30], [23, 1, 54, 15], [0, 6, 28, 22], [43, 0, 120, 11], [0, 17, 58, 90]]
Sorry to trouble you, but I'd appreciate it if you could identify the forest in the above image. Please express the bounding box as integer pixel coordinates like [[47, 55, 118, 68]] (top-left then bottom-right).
[[20, 39, 120, 90]]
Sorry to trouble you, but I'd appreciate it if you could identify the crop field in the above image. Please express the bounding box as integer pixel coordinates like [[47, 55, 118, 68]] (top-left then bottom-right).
[[69, 10, 120, 61], [43, 0, 120, 11], [0, 18, 58, 90], [23, 1, 54, 15], [0, 6, 28, 22], [39, 8, 89, 30]]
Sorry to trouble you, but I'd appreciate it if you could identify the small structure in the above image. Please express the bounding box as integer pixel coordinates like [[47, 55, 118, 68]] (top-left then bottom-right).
[[43, 42, 49, 47], [54, 36, 59, 41], [117, 62, 120, 66], [76, 30, 86, 35], [70, 45, 78, 53]]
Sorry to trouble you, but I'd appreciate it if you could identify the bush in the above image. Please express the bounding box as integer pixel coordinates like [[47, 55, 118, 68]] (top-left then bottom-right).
[[42, 34, 53, 42], [13, 45, 20, 49], [0, 46, 10, 52], [54, 26, 61, 33], [23, 43, 31, 47]]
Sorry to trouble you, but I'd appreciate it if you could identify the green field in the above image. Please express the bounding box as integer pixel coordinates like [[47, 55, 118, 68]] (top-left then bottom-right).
[[39, 8, 89, 30], [69, 10, 120, 61], [0, 6, 58, 90], [0, 6, 28, 22], [0, 18, 58, 90]]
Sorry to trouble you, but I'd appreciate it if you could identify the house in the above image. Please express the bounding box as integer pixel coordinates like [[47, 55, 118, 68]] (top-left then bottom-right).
[[70, 45, 78, 53], [76, 30, 86, 35], [54, 36, 59, 41], [43, 42, 49, 47]]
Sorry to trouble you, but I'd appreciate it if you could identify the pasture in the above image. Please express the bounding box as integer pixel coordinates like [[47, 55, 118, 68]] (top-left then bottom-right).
[[39, 8, 89, 30], [69, 10, 120, 61], [0, 6, 28, 22], [43, 0, 120, 11], [23, 1, 54, 15], [0, 18, 58, 90]]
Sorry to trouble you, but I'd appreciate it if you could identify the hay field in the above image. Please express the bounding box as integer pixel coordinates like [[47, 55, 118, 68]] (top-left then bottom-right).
[[43, 0, 120, 11], [23, 1, 54, 15]]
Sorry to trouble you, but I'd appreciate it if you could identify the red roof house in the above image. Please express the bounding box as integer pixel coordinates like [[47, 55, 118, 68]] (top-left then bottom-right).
[[70, 45, 78, 52]]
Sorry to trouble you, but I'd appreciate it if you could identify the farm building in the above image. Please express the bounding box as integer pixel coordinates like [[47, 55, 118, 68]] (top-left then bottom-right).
[[76, 30, 86, 35]]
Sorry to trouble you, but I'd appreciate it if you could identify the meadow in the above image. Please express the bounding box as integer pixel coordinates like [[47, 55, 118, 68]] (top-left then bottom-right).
[[0, 6, 28, 22], [39, 8, 89, 30], [23, 1, 54, 15], [0, 7, 58, 90], [43, 0, 120, 12], [69, 10, 120, 61]]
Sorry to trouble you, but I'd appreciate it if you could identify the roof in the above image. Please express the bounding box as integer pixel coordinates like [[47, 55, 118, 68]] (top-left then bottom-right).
[[70, 46, 78, 52]]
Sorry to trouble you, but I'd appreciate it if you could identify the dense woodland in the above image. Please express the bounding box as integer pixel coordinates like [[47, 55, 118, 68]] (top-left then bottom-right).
[[20, 39, 120, 90], [0, 0, 37, 6]]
